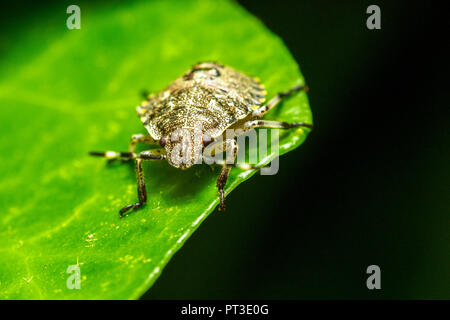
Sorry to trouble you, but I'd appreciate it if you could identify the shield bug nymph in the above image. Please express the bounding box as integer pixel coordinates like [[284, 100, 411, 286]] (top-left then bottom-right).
[[90, 62, 312, 216]]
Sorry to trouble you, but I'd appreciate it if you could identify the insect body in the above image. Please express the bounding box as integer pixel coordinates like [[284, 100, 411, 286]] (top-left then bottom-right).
[[90, 62, 312, 216]]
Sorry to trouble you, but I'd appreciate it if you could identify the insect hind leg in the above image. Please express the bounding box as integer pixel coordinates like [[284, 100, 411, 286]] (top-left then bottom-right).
[[243, 119, 313, 130], [252, 84, 308, 118]]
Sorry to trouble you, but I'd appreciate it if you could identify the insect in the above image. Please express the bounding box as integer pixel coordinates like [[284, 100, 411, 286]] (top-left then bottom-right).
[[90, 62, 312, 216]]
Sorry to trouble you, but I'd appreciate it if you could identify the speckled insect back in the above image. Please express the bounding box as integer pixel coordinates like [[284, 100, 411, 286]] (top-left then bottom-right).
[[137, 62, 266, 168], [90, 62, 312, 216]]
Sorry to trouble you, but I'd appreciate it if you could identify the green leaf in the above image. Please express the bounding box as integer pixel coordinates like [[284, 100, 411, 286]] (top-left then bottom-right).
[[0, 0, 312, 299]]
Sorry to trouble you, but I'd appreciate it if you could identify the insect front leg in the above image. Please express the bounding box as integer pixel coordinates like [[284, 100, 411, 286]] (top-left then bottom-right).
[[119, 149, 166, 217], [252, 84, 308, 118], [119, 158, 147, 217], [90, 149, 166, 217], [212, 139, 238, 211]]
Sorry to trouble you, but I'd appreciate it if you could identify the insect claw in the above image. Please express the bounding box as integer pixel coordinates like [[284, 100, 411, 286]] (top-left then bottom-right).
[[119, 204, 134, 217], [119, 202, 143, 217]]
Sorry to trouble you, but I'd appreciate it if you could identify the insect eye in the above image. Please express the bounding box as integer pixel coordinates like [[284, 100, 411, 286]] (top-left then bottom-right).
[[159, 136, 168, 147], [202, 134, 213, 147]]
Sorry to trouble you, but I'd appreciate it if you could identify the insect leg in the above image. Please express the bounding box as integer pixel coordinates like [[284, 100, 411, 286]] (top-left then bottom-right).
[[90, 149, 166, 216], [89, 148, 165, 162], [129, 134, 159, 153], [252, 84, 308, 118], [89, 150, 136, 164], [243, 119, 313, 130], [117, 149, 166, 217], [90, 150, 166, 162], [214, 139, 238, 211], [119, 158, 147, 217], [214, 159, 258, 171], [204, 137, 257, 169]]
